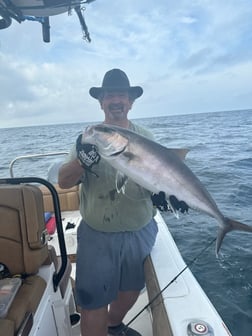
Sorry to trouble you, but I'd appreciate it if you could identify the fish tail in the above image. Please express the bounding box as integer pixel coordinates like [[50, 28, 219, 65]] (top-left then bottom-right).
[[216, 217, 252, 256]]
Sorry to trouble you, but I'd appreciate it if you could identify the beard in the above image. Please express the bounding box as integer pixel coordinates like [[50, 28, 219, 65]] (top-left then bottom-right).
[[107, 103, 126, 120]]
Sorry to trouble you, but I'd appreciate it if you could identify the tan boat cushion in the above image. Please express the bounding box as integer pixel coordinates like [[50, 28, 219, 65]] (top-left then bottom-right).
[[0, 184, 49, 334], [0, 184, 49, 275], [47, 245, 72, 298], [40, 184, 80, 212], [144, 256, 173, 336], [6, 275, 46, 333], [0, 319, 15, 335]]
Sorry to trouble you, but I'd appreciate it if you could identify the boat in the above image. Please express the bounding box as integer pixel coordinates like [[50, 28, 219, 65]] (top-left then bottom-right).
[[0, 152, 232, 336], [0, 0, 95, 42]]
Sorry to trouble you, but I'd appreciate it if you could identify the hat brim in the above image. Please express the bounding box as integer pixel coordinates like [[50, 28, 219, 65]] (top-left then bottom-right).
[[89, 86, 143, 100]]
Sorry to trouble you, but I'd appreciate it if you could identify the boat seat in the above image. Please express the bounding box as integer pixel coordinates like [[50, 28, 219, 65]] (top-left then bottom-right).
[[0, 319, 15, 335], [40, 184, 80, 212], [0, 183, 67, 335], [3, 276, 46, 333], [0, 184, 49, 274]]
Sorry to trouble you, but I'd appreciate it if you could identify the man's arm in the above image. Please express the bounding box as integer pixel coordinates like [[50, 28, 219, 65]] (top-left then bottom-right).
[[58, 158, 84, 189], [58, 133, 100, 189]]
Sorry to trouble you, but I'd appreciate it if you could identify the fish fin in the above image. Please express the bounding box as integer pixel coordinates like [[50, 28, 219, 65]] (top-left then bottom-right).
[[116, 171, 128, 194], [216, 227, 230, 257], [216, 217, 252, 255], [169, 148, 190, 160]]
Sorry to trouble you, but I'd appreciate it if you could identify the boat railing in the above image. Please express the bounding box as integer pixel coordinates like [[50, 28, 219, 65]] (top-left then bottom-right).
[[9, 151, 69, 178]]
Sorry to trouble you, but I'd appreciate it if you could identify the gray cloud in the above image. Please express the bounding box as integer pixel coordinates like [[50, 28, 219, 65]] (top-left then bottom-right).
[[0, 0, 252, 128]]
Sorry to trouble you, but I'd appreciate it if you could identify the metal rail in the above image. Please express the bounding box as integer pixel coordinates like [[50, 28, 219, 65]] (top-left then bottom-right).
[[9, 151, 68, 177]]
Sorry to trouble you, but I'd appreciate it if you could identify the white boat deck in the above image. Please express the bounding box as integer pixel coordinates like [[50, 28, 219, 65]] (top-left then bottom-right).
[[150, 212, 232, 336]]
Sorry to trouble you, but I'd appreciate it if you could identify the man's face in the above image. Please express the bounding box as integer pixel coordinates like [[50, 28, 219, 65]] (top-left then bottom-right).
[[100, 90, 133, 122]]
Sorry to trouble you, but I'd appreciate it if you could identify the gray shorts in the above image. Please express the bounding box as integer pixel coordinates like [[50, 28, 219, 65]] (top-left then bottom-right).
[[75, 218, 158, 310]]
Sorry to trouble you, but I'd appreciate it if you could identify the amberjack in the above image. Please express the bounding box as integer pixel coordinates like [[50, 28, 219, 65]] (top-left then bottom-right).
[[82, 124, 252, 254]]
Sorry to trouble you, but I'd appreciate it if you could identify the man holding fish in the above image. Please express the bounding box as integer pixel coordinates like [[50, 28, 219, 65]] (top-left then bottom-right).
[[58, 69, 159, 336], [59, 67, 252, 336]]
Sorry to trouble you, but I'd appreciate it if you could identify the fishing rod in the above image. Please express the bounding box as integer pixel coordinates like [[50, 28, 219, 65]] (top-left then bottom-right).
[[124, 236, 217, 331]]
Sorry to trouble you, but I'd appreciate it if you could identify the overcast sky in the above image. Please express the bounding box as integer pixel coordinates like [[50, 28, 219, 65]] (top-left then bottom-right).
[[0, 0, 252, 128]]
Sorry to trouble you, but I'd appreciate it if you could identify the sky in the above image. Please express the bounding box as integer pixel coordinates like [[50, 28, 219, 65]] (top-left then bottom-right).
[[0, 0, 252, 128]]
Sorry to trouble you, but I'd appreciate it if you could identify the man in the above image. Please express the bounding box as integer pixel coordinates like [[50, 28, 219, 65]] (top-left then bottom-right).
[[58, 69, 158, 336]]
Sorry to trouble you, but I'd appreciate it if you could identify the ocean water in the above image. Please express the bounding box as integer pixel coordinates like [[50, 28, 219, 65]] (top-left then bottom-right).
[[0, 109, 252, 335]]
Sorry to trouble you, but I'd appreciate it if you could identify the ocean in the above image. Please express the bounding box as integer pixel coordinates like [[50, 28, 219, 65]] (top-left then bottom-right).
[[0, 109, 252, 335]]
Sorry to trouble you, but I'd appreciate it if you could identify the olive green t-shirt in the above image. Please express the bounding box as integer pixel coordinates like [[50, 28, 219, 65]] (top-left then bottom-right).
[[68, 122, 155, 232]]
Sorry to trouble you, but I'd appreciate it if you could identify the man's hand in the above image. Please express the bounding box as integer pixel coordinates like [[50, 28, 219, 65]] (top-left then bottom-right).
[[151, 191, 168, 211], [169, 195, 189, 214], [76, 134, 100, 169], [151, 192, 189, 213]]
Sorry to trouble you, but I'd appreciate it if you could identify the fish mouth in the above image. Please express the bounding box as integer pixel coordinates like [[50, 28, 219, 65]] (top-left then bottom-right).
[[101, 141, 127, 157], [109, 144, 127, 156], [84, 125, 96, 137]]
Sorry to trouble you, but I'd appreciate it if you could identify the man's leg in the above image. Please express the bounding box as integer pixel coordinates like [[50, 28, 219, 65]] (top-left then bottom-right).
[[108, 290, 140, 326], [80, 306, 108, 336]]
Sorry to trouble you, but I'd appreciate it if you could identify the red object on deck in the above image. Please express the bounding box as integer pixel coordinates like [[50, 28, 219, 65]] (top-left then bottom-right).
[[46, 216, 56, 235]]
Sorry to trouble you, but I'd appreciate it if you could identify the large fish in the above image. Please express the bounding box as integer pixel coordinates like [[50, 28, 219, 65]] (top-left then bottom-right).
[[82, 123, 252, 254]]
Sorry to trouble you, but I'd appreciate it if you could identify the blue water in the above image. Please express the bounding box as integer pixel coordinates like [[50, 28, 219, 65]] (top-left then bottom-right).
[[0, 109, 252, 335]]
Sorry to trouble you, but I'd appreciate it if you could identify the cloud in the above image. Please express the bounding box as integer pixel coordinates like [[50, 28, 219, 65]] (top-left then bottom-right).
[[179, 16, 198, 24], [0, 0, 252, 128]]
